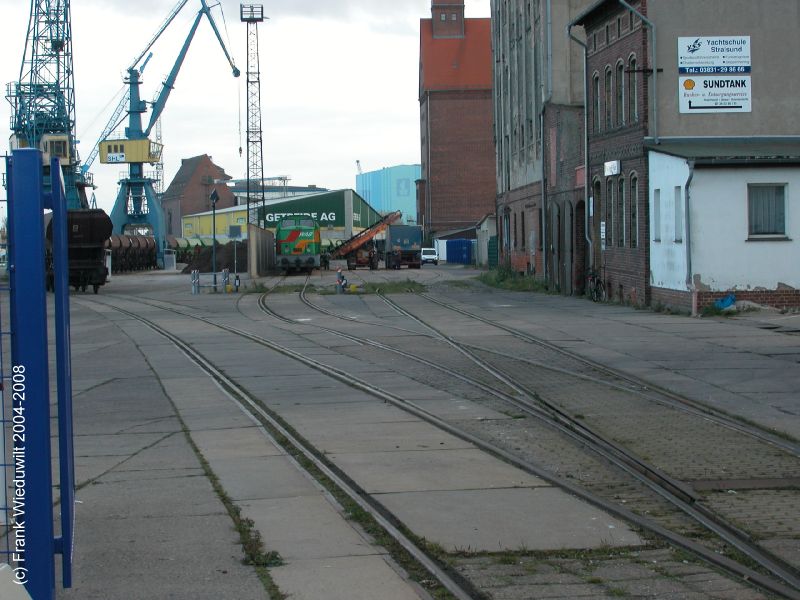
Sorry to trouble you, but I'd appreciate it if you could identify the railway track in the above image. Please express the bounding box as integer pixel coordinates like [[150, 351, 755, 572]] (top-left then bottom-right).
[[89, 294, 477, 600], [274, 286, 800, 598], [92, 289, 800, 599]]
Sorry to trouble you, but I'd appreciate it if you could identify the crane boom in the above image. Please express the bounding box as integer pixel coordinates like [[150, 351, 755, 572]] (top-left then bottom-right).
[[81, 89, 129, 174], [144, 0, 239, 137], [128, 0, 189, 71]]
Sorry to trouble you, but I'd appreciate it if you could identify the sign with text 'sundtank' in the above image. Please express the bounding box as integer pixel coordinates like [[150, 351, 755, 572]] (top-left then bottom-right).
[[678, 36, 752, 114]]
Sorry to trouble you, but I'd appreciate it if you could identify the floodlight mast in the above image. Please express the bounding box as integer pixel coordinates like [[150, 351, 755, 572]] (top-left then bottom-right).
[[241, 4, 267, 227]]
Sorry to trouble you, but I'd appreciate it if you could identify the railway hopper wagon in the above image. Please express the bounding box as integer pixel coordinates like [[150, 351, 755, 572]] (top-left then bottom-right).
[[46, 209, 113, 293], [276, 216, 321, 273], [108, 233, 158, 273]]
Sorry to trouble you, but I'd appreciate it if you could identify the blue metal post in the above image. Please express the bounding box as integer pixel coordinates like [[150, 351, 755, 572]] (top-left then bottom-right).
[[7, 148, 55, 599], [46, 159, 75, 587]]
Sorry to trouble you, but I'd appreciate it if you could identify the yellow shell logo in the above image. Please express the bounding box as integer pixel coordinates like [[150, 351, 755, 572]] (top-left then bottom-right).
[[683, 79, 696, 90]]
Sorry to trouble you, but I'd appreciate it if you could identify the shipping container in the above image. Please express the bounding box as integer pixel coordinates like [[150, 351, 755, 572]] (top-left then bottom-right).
[[445, 239, 475, 265]]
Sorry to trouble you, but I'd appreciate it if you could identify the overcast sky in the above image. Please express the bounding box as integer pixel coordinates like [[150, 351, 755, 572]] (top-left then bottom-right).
[[1, 0, 489, 214]]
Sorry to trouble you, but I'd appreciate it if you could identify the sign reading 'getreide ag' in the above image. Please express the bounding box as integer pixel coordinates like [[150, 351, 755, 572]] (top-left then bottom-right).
[[678, 36, 751, 114]]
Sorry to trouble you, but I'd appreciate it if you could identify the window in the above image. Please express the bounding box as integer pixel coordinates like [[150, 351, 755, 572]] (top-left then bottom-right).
[[628, 56, 638, 123], [606, 178, 614, 246], [592, 73, 601, 132], [451, 13, 457, 20], [616, 61, 625, 126], [521, 211, 526, 249], [748, 184, 786, 236], [593, 33, 597, 52], [629, 11, 635, 30], [630, 175, 638, 248], [605, 24, 610, 44], [618, 177, 626, 247], [604, 67, 613, 129], [513, 212, 518, 249], [593, 180, 602, 224], [653, 188, 661, 242], [440, 13, 446, 20], [617, 17, 622, 37], [674, 186, 683, 242], [538, 207, 544, 250]]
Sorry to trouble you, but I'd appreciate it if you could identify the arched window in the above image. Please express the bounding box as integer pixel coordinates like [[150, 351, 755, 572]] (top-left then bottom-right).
[[616, 61, 625, 126], [604, 67, 613, 130], [606, 178, 614, 247], [630, 174, 639, 248], [592, 72, 601, 133], [618, 176, 626, 247], [593, 179, 602, 226], [628, 55, 638, 123]]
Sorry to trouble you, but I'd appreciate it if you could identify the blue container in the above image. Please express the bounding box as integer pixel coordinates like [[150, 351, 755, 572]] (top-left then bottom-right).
[[446, 239, 473, 264]]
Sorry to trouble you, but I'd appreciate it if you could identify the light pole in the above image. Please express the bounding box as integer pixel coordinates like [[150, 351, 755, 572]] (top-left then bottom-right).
[[210, 188, 218, 291]]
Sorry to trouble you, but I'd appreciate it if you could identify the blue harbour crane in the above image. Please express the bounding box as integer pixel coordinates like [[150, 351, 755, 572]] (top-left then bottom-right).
[[101, 0, 239, 266], [6, 0, 89, 209]]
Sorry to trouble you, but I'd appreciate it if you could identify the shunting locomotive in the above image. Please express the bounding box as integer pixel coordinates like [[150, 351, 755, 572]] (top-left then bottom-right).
[[275, 216, 321, 273]]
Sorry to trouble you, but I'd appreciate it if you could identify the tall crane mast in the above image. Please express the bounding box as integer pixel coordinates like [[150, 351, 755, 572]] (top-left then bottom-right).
[[6, 0, 89, 209], [103, 0, 239, 267], [241, 4, 266, 227]]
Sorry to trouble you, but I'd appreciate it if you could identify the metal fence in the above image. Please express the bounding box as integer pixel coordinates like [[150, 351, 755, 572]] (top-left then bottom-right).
[[1, 149, 76, 599]]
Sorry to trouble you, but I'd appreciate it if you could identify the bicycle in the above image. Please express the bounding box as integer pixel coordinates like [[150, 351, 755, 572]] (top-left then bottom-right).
[[586, 268, 607, 302]]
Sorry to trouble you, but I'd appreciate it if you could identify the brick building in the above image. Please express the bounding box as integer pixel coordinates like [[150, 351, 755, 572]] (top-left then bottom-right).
[[492, 0, 592, 294], [160, 154, 236, 238], [418, 0, 496, 238], [570, 0, 650, 306], [572, 0, 800, 311]]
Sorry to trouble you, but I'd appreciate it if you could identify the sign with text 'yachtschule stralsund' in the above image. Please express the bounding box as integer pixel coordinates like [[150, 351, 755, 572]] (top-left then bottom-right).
[[678, 36, 752, 113], [678, 36, 751, 74]]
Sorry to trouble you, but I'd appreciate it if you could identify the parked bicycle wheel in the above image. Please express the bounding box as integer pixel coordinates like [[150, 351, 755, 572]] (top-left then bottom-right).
[[595, 279, 607, 302]]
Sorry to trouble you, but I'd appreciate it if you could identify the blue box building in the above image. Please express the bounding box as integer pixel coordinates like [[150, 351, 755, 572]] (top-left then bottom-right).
[[356, 164, 421, 224]]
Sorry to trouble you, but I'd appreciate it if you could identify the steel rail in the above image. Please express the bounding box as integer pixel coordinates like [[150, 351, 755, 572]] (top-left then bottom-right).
[[418, 292, 800, 457], [89, 294, 800, 599], [265, 289, 800, 599], [377, 293, 800, 597], [86, 297, 478, 600]]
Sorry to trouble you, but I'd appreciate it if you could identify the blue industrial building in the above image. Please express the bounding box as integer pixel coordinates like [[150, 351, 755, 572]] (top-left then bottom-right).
[[355, 164, 421, 224]]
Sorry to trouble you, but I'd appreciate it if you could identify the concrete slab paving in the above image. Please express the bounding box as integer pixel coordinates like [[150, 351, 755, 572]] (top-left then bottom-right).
[[294, 419, 475, 454], [240, 495, 376, 560], [190, 426, 284, 460], [412, 397, 515, 421], [331, 448, 548, 493], [270, 555, 424, 600], [211, 455, 319, 501], [378, 488, 643, 551], [276, 400, 421, 425]]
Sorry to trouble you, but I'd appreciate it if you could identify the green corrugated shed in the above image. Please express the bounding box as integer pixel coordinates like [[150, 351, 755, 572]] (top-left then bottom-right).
[[256, 190, 382, 229], [488, 236, 498, 268]]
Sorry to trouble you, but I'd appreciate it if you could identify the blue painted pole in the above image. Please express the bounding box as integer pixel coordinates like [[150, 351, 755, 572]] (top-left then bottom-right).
[[7, 148, 55, 599], [47, 159, 75, 587]]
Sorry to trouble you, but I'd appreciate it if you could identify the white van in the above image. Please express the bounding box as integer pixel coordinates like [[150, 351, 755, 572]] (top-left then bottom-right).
[[421, 247, 439, 265]]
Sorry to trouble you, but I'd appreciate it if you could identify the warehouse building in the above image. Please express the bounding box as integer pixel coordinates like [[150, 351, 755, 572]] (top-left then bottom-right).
[[356, 164, 420, 224], [418, 0, 496, 238], [181, 189, 382, 249]]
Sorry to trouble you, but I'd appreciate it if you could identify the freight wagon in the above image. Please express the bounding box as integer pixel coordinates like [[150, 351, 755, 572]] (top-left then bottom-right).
[[45, 209, 113, 293]]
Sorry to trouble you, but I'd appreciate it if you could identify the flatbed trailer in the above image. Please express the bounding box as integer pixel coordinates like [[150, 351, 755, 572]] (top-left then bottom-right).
[[329, 210, 402, 270]]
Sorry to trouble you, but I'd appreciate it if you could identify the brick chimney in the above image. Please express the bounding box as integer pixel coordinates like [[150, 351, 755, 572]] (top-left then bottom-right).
[[432, 0, 464, 39]]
